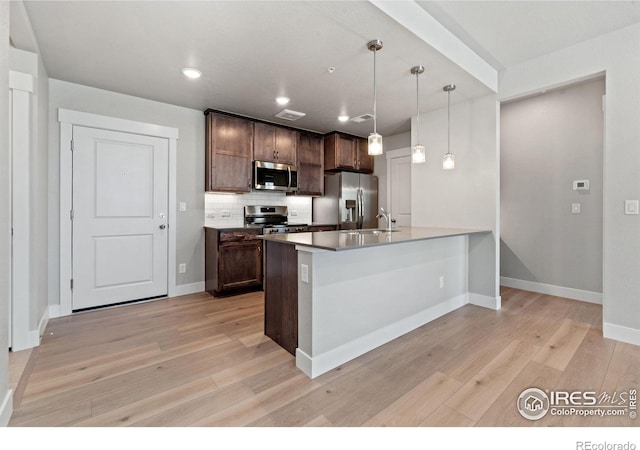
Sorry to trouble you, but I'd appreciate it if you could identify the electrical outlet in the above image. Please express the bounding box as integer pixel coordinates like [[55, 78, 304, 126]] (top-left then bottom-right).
[[221, 210, 230, 217], [179, 202, 187, 212], [290, 210, 298, 217], [301, 264, 309, 283], [179, 263, 186, 273], [439, 276, 445, 289]]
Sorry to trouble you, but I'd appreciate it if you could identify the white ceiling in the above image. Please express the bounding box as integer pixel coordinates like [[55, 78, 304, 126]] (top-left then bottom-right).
[[416, 0, 640, 69], [17, 1, 640, 136]]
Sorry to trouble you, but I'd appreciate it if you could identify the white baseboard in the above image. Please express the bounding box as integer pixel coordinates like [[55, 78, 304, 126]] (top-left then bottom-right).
[[469, 293, 501, 310], [0, 389, 13, 427], [603, 322, 640, 347], [500, 277, 602, 304], [38, 307, 50, 338], [296, 294, 468, 378], [175, 282, 205, 297], [48, 304, 61, 319]]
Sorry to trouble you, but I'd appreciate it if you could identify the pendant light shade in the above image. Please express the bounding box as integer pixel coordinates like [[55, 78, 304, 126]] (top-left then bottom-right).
[[367, 40, 383, 156], [443, 84, 456, 170], [410, 65, 426, 164]]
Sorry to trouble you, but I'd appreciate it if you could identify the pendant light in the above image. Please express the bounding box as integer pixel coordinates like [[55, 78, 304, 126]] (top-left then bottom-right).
[[410, 65, 426, 164], [442, 84, 456, 170], [367, 39, 383, 156]]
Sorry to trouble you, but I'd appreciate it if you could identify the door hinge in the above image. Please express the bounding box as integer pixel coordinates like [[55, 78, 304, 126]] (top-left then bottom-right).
[[70, 209, 74, 221], [71, 140, 74, 151], [70, 279, 74, 290]]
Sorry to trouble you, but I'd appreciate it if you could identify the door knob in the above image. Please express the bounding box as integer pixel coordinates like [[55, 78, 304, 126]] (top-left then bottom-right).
[[159, 224, 166, 229]]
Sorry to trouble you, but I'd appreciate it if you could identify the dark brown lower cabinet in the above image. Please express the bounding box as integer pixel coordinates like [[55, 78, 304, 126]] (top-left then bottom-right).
[[264, 240, 298, 355], [205, 227, 263, 297]]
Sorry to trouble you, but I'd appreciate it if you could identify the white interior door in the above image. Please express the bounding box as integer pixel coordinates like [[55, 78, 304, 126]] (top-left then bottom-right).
[[390, 155, 412, 227], [72, 126, 169, 310]]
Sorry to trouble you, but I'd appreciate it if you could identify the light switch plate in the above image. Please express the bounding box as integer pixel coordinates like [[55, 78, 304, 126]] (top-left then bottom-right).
[[625, 200, 639, 215], [301, 264, 309, 283], [572, 203, 581, 214], [179, 202, 187, 212]]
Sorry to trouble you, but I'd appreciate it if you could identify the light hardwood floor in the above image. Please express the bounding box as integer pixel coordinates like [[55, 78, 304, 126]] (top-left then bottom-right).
[[9, 287, 640, 427]]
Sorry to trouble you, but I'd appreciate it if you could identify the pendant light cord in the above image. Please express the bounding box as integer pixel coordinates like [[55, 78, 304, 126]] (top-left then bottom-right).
[[447, 88, 451, 154], [415, 72, 420, 143], [373, 49, 377, 134]]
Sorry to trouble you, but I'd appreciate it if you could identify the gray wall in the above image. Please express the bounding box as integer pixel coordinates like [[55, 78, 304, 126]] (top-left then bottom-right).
[[48, 79, 206, 308], [499, 23, 640, 335], [501, 78, 604, 293], [1, 0, 12, 422]]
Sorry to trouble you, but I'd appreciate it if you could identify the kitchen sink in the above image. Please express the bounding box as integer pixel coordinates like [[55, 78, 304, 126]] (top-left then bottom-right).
[[340, 229, 401, 235]]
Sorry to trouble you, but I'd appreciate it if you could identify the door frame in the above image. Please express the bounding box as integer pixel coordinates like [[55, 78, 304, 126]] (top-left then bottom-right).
[[385, 147, 411, 224], [58, 108, 179, 316]]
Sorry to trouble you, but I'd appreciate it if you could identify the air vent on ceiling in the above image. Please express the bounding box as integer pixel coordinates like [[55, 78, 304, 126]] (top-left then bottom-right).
[[350, 113, 374, 123], [275, 109, 306, 121]]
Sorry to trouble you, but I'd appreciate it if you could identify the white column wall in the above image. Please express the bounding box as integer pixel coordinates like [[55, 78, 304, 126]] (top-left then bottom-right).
[[411, 94, 500, 302], [0, 0, 14, 427]]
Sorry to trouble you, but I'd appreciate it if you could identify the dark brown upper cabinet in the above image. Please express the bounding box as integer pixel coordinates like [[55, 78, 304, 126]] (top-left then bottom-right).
[[293, 132, 324, 196], [205, 111, 253, 192], [323, 132, 373, 174], [253, 122, 297, 165]]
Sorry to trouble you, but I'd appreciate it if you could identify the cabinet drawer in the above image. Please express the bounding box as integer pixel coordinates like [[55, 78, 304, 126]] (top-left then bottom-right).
[[219, 229, 262, 242]]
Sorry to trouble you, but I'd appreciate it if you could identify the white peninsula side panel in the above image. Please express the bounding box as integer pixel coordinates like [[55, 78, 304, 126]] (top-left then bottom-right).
[[295, 235, 469, 378]]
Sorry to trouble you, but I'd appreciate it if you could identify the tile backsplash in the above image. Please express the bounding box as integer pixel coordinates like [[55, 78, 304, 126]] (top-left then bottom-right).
[[204, 191, 312, 227]]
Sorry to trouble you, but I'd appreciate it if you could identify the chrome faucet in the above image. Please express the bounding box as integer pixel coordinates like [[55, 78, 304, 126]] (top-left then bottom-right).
[[376, 207, 393, 232]]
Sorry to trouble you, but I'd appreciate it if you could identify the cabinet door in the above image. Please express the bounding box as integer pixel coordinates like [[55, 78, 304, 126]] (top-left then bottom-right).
[[253, 122, 276, 162], [335, 134, 356, 169], [275, 128, 298, 165], [356, 138, 374, 174], [297, 163, 323, 196], [218, 241, 262, 292], [297, 132, 323, 165], [206, 113, 253, 192]]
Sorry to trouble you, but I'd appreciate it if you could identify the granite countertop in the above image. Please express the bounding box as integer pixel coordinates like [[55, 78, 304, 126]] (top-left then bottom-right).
[[260, 226, 490, 251]]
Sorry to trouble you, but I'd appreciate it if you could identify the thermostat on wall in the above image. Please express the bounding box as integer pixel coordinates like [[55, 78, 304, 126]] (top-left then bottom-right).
[[573, 180, 590, 191]]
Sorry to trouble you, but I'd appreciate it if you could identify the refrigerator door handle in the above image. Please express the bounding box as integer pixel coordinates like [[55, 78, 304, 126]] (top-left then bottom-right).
[[357, 188, 364, 228]]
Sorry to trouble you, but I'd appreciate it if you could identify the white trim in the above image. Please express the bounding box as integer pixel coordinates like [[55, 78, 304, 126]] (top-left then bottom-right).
[[384, 147, 411, 160], [8, 71, 33, 92], [58, 109, 179, 316], [385, 147, 412, 225], [369, 0, 498, 92], [500, 276, 602, 304], [603, 322, 640, 347], [175, 282, 205, 297], [59, 121, 73, 316], [168, 138, 177, 298], [48, 304, 61, 319], [469, 293, 501, 310], [58, 108, 179, 139], [0, 389, 13, 427], [37, 307, 49, 338], [10, 84, 32, 351], [296, 294, 468, 378]]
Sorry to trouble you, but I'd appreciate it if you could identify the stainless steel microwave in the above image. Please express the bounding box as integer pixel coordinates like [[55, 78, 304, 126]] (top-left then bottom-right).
[[253, 161, 298, 192]]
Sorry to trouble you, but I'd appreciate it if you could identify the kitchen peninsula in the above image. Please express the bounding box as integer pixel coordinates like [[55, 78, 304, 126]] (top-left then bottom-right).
[[262, 227, 498, 378]]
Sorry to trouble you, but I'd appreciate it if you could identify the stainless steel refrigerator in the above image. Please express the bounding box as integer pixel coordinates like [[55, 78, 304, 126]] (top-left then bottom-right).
[[312, 172, 378, 230]]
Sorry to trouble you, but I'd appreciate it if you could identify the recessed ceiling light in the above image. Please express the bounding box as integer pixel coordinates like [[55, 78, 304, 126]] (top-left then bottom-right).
[[182, 68, 202, 79], [276, 96, 290, 105], [338, 115, 349, 122]]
